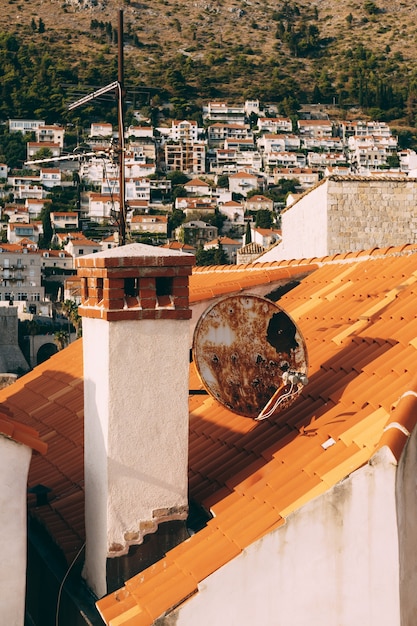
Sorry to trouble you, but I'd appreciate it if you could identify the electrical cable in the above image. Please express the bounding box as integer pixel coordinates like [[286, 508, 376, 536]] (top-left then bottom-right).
[[256, 371, 308, 421], [55, 541, 86, 626], [256, 382, 298, 421]]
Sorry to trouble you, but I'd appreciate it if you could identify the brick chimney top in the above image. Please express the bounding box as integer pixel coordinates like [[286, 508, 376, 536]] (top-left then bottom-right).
[[76, 243, 194, 322]]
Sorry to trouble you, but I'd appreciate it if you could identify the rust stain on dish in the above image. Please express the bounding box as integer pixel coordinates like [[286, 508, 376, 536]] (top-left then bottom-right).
[[193, 295, 308, 418]]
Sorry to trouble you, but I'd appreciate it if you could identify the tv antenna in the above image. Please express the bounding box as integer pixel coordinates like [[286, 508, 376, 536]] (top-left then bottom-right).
[[192, 294, 308, 420], [68, 9, 127, 245]]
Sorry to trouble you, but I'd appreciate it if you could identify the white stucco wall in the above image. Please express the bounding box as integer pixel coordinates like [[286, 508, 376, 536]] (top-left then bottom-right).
[[0, 436, 32, 626], [82, 316, 190, 598], [270, 180, 329, 261], [167, 448, 400, 626], [396, 423, 417, 626]]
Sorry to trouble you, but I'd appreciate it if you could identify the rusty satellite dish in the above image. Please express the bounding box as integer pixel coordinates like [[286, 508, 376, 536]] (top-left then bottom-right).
[[192, 294, 308, 420]]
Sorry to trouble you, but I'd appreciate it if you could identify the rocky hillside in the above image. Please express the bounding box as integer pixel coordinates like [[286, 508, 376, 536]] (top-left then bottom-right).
[[2, 0, 417, 127]]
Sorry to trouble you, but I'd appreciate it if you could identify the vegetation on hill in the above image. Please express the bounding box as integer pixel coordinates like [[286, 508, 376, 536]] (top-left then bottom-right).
[[0, 1, 416, 129]]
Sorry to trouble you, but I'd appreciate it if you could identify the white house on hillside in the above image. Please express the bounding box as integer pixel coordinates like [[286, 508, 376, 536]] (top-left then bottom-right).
[[35, 124, 65, 148], [50, 212, 79, 231], [171, 120, 199, 142], [90, 123, 113, 138], [27, 142, 61, 161], [257, 117, 292, 134], [228, 171, 259, 197], [8, 119, 44, 133]]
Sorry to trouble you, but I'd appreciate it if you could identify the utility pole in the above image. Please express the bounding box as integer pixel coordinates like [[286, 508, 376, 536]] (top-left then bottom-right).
[[117, 8, 127, 245]]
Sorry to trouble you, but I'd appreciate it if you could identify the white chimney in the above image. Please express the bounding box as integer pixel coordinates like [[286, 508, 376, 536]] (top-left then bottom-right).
[[76, 243, 194, 598]]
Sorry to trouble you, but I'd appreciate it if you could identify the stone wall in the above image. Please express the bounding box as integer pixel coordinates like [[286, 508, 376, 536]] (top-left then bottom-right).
[[327, 177, 417, 254], [0, 307, 30, 374]]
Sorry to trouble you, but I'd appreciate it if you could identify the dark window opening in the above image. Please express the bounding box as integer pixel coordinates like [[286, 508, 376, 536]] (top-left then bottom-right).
[[97, 277, 103, 302], [124, 277, 139, 297], [155, 277, 172, 297]]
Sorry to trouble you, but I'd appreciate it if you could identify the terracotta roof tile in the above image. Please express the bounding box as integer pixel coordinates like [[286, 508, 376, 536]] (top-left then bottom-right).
[[2, 245, 417, 622], [0, 413, 47, 454], [167, 524, 240, 580]]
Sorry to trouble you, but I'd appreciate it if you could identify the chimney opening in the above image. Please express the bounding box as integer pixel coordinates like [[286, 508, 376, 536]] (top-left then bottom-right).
[[156, 276, 173, 307], [97, 277, 103, 303], [155, 276, 172, 297], [124, 277, 139, 298]]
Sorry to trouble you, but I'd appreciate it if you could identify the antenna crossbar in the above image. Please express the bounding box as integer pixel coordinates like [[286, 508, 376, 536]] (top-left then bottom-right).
[[68, 81, 119, 111], [25, 151, 100, 166]]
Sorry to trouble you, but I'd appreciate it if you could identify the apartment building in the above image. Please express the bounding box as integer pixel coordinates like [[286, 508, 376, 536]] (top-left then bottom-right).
[[0, 244, 44, 303]]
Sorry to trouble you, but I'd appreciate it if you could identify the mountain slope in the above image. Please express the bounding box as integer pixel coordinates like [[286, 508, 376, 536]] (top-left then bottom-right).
[[1, 0, 417, 125]]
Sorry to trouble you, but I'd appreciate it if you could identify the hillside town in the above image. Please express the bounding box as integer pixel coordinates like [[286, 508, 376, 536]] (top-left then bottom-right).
[[1, 98, 415, 319]]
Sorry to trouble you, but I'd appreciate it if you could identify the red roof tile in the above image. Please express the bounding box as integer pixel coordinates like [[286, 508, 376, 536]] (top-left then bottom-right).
[[0, 412, 47, 455]]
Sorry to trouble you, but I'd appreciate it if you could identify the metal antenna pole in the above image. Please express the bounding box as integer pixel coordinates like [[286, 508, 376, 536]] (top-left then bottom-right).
[[117, 8, 126, 246], [66, 10, 127, 245]]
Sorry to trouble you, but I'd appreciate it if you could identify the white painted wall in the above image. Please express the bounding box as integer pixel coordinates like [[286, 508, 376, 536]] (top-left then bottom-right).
[[168, 448, 400, 626], [396, 423, 417, 625], [269, 179, 328, 261], [0, 436, 32, 626], [82, 316, 190, 598]]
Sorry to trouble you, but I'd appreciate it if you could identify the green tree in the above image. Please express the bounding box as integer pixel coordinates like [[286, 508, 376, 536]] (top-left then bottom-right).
[[204, 209, 227, 234], [38, 205, 53, 249], [195, 244, 228, 266], [32, 146, 53, 162], [255, 210, 273, 229], [167, 170, 189, 186], [168, 208, 185, 237], [213, 242, 228, 265], [54, 329, 69, 351], [62, 299, 82, 338], [386, 154, 400, 168], [217, 175, 229, 188], [172, 185, 187, 201], [364, 1, 379, 15], [0, 127, 26, 170], [245, 221, 252, 245]]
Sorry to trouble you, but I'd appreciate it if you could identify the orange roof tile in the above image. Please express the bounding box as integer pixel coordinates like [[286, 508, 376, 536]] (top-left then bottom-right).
[[97, 246, 417, 622], [0, 412, 47, 455], [2, 245, 417, 621]]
